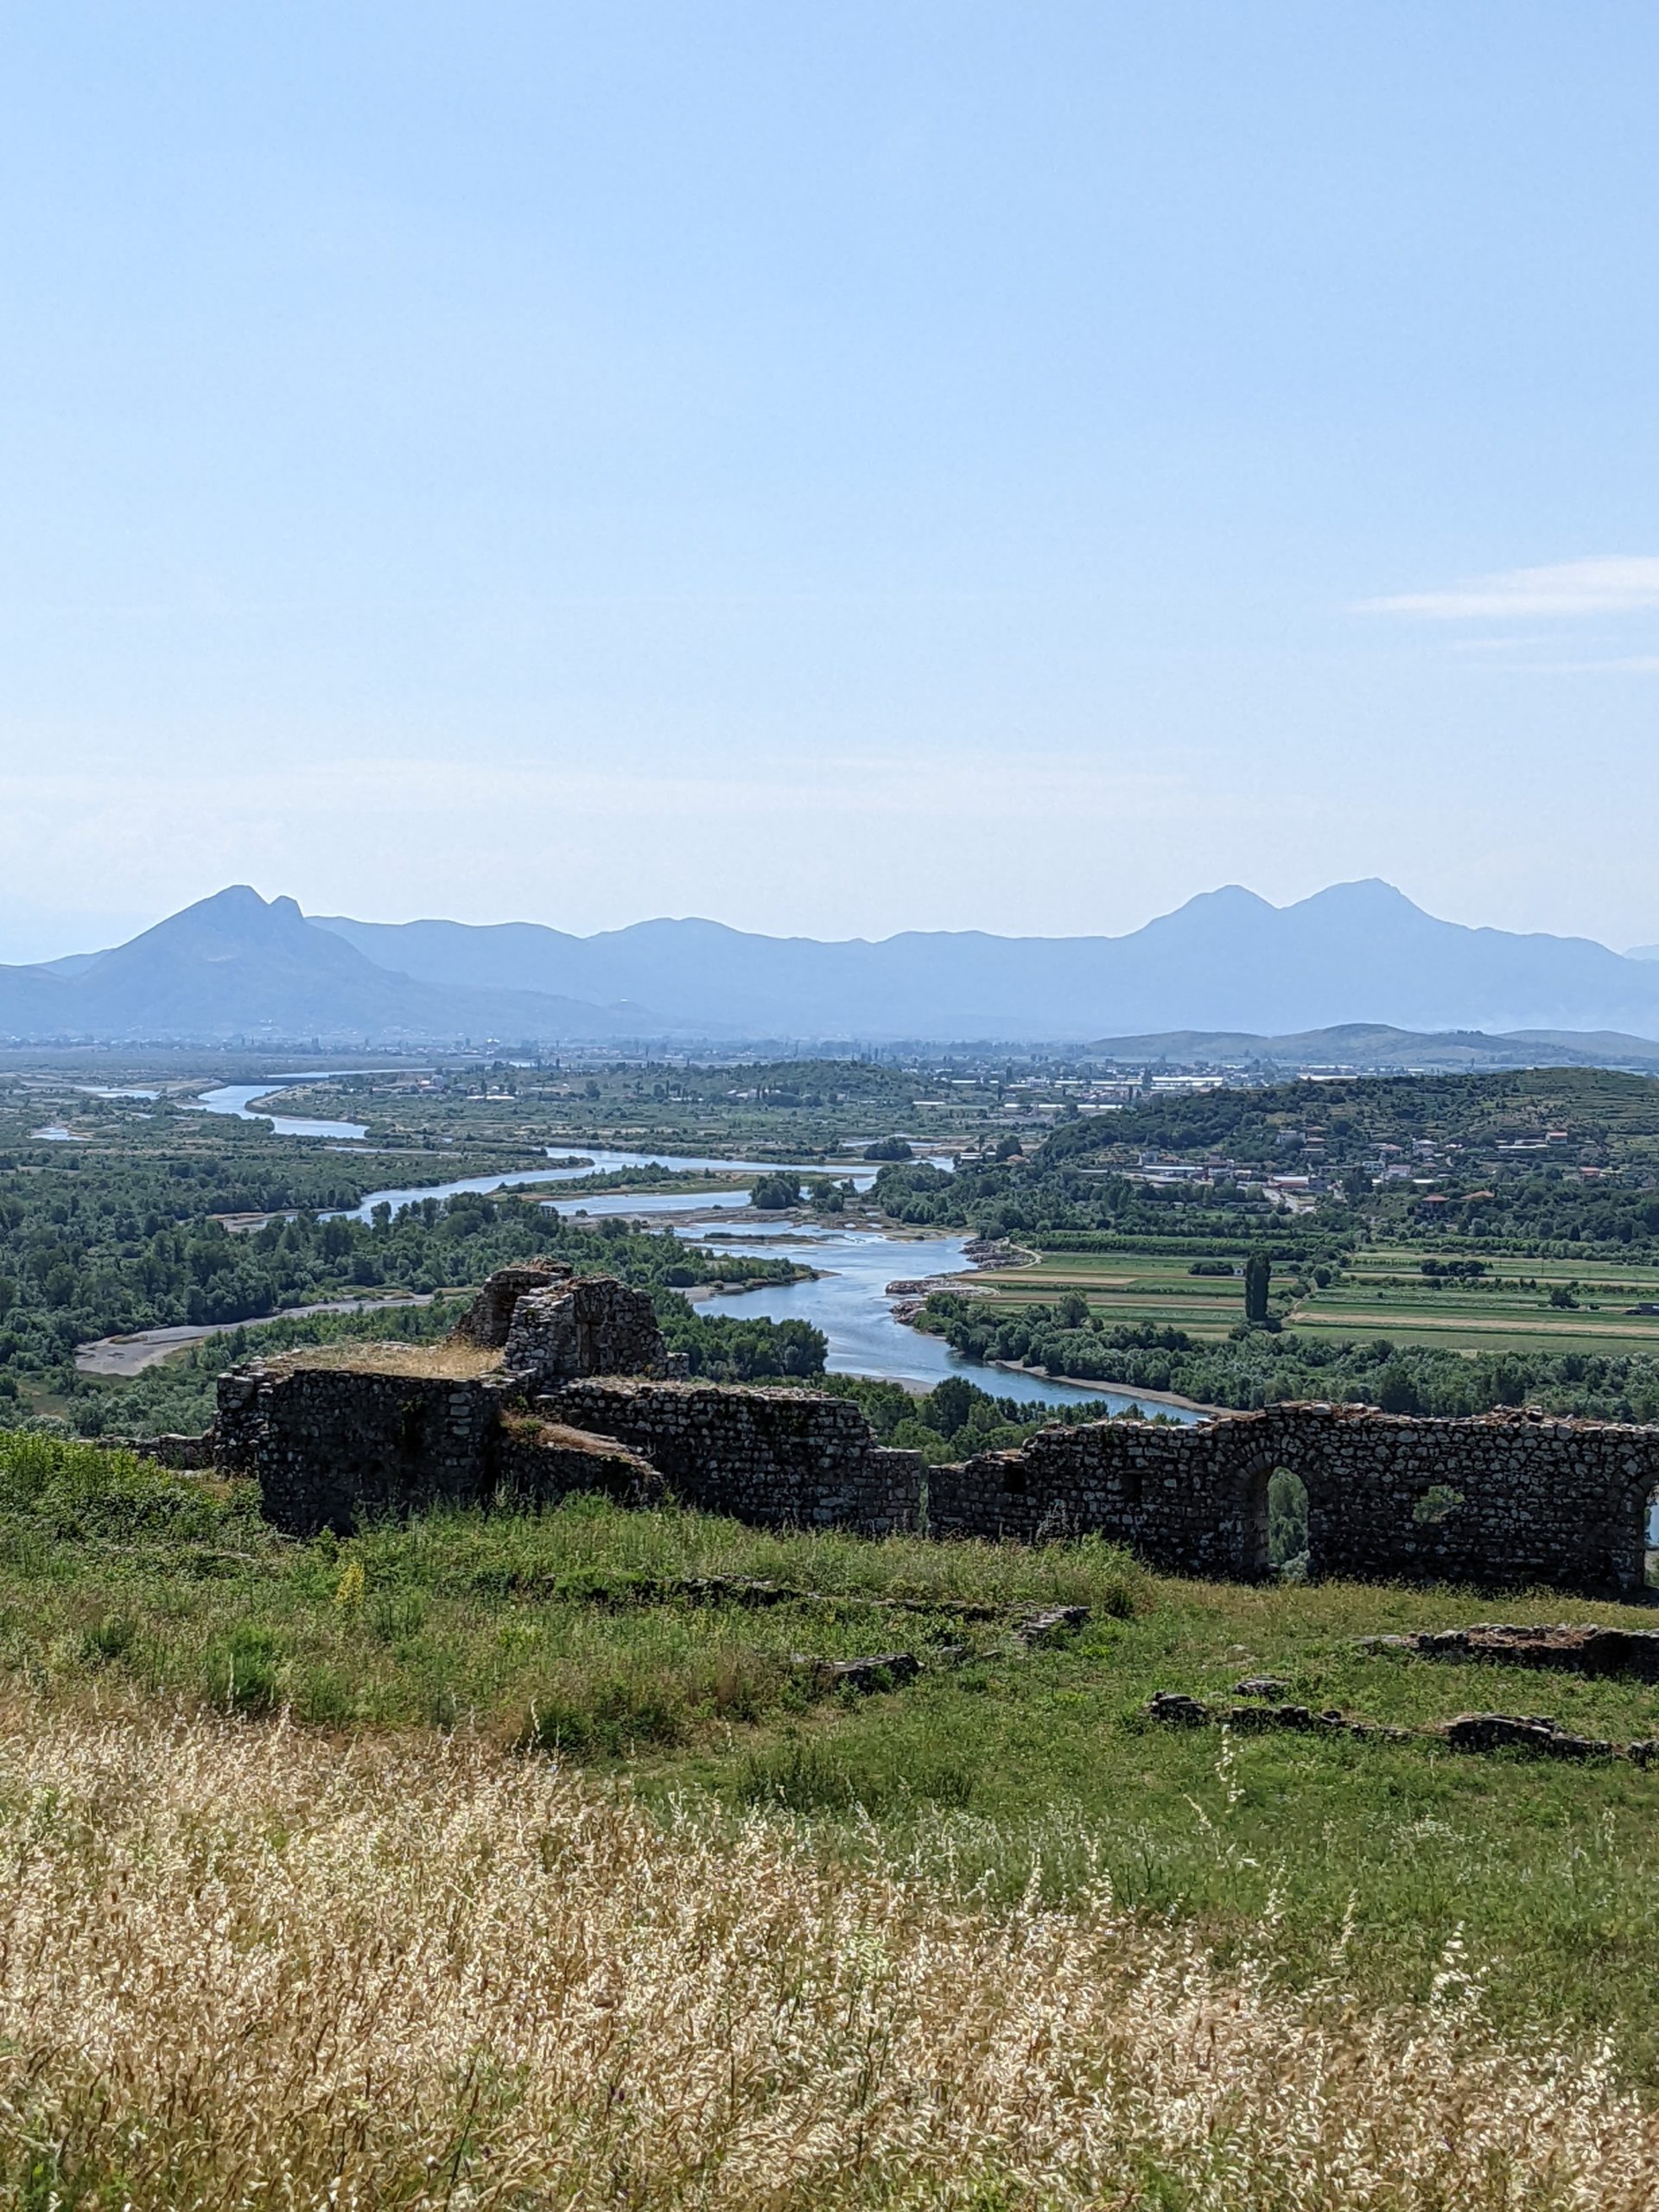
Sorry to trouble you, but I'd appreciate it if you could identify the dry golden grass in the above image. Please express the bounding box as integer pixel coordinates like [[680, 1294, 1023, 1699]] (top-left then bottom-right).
[[0, 1694, 1655, 2209], [280, 1338, 504, 1379]]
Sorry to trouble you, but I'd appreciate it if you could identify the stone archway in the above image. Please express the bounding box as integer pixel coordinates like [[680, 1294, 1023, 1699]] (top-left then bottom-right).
[[1240, 1452, 1313, 1580], [1268, 1467, 1310, 1579]]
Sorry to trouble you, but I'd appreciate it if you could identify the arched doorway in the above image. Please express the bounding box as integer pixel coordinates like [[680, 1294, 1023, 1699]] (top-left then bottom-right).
[[1268, 1468, 1310, 1580], [1243, 1459, 1310, 1580]]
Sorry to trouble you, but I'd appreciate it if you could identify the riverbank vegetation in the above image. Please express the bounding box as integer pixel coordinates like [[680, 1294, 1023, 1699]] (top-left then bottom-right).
[[0, 1179, 815, 1432], [919, 1287, 1659, 1419], [17, 1054, 1659, 1433]]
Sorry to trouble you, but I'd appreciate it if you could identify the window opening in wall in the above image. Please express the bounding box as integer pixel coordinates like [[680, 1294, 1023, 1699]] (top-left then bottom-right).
[[1646, 1489, 1659, 1590], [1267, 1468, 1309, 1580], [1002, 1467, 1027, 1497], [1413, 1484, 1465, 1528]]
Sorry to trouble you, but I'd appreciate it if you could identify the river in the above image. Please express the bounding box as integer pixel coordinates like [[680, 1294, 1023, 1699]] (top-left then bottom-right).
[[668, 1218, 1195, 1417], [193, 1078, 372, 1141], [192, 1082, 1197, 1422]]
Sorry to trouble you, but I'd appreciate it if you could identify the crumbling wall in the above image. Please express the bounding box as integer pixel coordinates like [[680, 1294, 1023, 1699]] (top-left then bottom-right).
[[927, 1417, 1249, 1575], [232, 1364, 505, 1536], [448, 1262, 572, 1349], [537, 1378, 923, 1536], [502, 1277, 667, 1393], [931, 1402, 1659, 1595], [1248, 1403, 1656, 1595], [495, 1420, 664, 1510], [209, 1269, 1659, 1591]]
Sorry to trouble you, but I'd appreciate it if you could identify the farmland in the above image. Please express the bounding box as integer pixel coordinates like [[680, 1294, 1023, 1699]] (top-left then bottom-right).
[[976, 1243, 1659, 1361]]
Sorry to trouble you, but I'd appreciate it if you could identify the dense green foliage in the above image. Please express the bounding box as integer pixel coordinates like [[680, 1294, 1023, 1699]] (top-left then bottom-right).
[[811, 1370, 1149, 1463], [0, 1166, 814, 1427], [749, 1172, 802, 1209], [855, 1068, 1659, 1272], [919, 1288, 1659, 1419], [1046, 1067, 1659, 1257]]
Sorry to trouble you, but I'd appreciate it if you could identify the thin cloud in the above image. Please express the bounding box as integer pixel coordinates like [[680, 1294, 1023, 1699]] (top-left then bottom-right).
[[1359, 556, 1659, 620]]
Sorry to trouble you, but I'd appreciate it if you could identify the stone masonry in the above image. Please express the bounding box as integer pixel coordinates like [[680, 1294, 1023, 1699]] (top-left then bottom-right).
[[500, 1276, 671, 1392], [537, 1377, 921, 1535], [209, 1268, 1659, 1592], [448, 1262, 573, 1348]]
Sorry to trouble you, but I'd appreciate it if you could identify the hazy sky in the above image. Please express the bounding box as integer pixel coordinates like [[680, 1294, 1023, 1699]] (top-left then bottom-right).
[[3, 3, 1658, 960]]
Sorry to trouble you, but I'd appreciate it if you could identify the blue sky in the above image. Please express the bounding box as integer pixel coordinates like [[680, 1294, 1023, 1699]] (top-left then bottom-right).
[[2, 3, 1657, 957]]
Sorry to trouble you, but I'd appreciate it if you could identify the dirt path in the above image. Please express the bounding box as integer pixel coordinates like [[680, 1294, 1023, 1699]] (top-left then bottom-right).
[[75, 1294, 438, 1378]]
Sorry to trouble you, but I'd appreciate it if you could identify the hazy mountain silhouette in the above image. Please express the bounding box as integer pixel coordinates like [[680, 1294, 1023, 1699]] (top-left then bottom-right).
[[1081, 1022, 1659, 1071], [314, 881, 1659, 1042], [0, 887, 664, 1044], [8, 880, 1659, 1047]]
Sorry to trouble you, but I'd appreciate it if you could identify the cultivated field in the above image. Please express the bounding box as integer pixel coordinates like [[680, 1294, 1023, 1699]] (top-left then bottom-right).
[[977, 1243, 1659, 1358]]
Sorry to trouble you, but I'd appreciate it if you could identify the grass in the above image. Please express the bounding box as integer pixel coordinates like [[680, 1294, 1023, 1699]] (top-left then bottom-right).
[[277, 1338, 504, 1378], [13, 1429, 1659, 2127], [10, 1698, 1659, 2209]]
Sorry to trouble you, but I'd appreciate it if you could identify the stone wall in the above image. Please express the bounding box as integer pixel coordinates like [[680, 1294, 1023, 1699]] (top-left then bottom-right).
[[931, 1402, 1659, 1596], [501, 1277, 668, 1394], [536, 1378, 923, 1535], [204, 1268, 1659, 1592], [448, 1262, 572, 1349], [105, 1429, 216, 1470], [245, 1365, 506, 1536], [495, 1419, 664, 1510]]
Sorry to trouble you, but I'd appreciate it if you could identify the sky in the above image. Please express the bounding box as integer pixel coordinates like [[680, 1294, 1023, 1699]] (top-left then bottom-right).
[[2, 3, 1658, 961]]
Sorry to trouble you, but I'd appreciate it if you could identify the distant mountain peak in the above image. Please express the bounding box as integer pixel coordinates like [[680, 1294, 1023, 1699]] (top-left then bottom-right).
[[11, 880, 1659, 1047], [1297, 878, 1417, 910]]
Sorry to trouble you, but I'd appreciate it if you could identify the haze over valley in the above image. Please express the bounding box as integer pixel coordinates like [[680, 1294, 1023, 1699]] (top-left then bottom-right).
[[10, 880, 1659, 1052]]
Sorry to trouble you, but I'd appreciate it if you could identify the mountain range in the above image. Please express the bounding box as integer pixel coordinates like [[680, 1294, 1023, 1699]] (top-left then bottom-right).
[[6, 880, 1659, 1051]]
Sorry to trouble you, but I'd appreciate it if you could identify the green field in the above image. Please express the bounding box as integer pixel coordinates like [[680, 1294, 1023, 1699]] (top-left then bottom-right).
[[975, 1243, 1659, 1361]]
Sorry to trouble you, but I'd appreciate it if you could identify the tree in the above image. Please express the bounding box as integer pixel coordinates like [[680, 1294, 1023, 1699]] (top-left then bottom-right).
[[1243, 1251, 1271, 1325], [863, 1137, 913, 1162], [750, 1173, 801, 1211]]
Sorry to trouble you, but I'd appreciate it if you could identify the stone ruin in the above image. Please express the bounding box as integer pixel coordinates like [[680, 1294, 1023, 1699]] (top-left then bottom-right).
[[448, 1261, 675, 1389], [200, 1265, 1659, 1597]]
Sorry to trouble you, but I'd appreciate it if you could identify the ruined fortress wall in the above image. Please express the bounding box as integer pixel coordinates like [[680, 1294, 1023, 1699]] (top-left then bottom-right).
[[449, 1263, 570, 1349], [930, 1403, 1659, 1595], [536, 1378, 924, 1535], [927, 1418, 1250, 1576], [210, 1254, 1659, 1589], [495, 1421, 664, 1510], [1247, 1404, 1657, 1595], [238, 1366, 505, 1537], [503, 1279, 665, 1391]]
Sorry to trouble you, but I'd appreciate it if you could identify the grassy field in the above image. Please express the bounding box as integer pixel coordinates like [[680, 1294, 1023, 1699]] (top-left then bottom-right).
[[13, 1427, 1659, 2099], [976, 1242, 1659, 1358], [16, 1695, 1659, 2209]]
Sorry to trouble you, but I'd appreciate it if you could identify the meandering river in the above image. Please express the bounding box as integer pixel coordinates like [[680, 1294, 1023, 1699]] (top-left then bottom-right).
[[185, 1084, 1198, 1421], [194, 1078, 370, 1142]]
